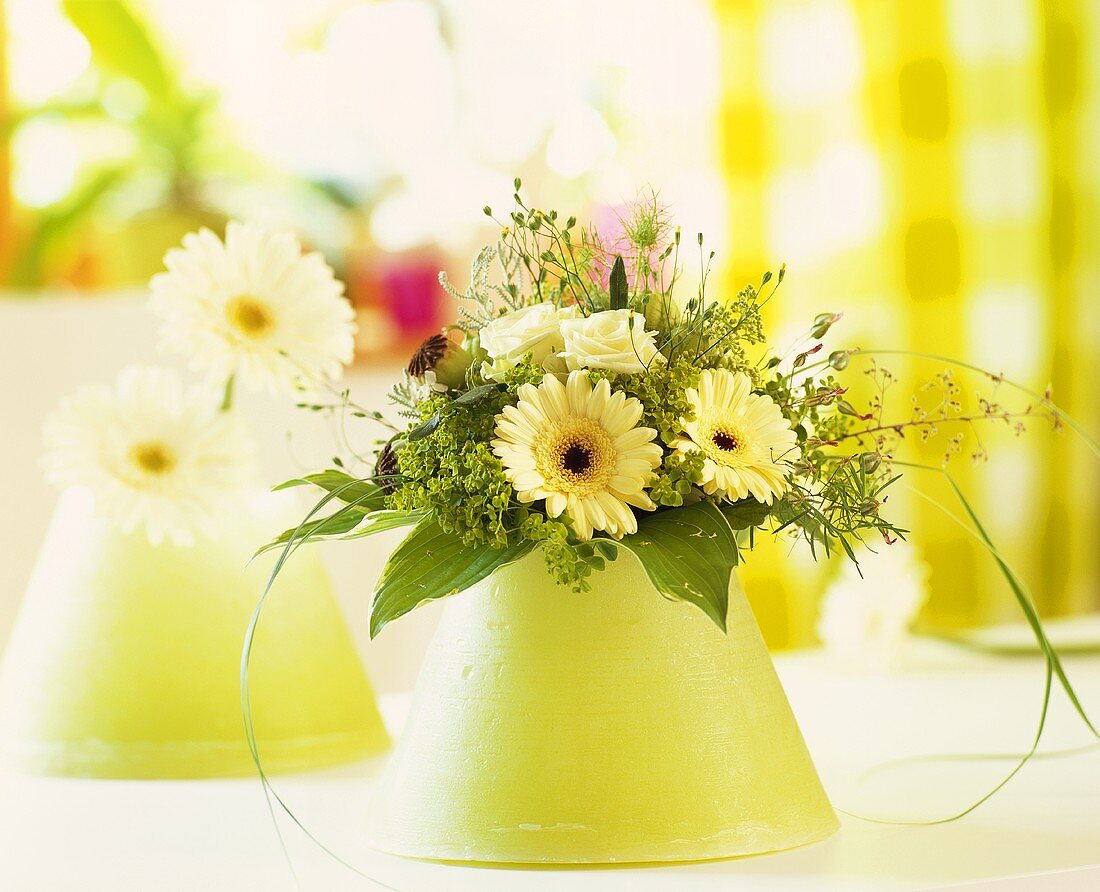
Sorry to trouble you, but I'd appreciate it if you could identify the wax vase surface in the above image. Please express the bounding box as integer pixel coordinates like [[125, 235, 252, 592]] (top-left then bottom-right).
[[0, 487, 389, 778], [366, 548, 838, 864]]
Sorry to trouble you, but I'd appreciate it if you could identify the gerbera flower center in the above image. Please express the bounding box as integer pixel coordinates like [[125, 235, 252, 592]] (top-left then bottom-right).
[[225, 295, 276, 339], [698, 413, 755, 467], [561, 443, 593, 474], [129, 440, 178, 476], [534, 417, 616, 496], [712, 429, 744, 453]]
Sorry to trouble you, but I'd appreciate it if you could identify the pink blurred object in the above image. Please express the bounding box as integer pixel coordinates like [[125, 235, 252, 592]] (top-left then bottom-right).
[[347, 249, 447, 358], [380, 257, 444, 336]]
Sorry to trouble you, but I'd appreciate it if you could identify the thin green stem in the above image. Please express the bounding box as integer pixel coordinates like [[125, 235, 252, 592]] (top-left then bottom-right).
[[853, 349, 1100, 458], [219, 373, 236, 413]]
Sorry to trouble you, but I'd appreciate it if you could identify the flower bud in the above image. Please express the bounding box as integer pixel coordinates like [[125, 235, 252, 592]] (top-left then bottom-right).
[[407, 333, 472, 391]]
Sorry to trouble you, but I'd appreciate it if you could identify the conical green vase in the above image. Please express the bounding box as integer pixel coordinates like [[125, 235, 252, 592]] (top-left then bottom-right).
[[366, 548, 838, 864], [0, 488, 390, 778]]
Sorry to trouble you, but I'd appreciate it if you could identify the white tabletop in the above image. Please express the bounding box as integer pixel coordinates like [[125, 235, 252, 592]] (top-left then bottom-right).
[[2, 640, 1099, 892]]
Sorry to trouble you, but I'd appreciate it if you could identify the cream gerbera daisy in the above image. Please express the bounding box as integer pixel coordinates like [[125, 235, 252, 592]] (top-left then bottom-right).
[[492, 372, 663, 541], [150, 222, 356, 394], [672, 369, 799, 504], [42, 367, 257, 545]]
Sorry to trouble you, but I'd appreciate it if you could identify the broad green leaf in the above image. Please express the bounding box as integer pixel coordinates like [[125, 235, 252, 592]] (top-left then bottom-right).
[[609, 255, 628, 310], [371, 520, 534, 638], [274, 471, 386, 512], [614, 500, 738, 631], [718, 497, 772, 530]]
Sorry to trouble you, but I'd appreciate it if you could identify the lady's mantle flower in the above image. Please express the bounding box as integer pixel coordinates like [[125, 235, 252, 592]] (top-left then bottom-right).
[[479, 301, 579, 381], [150, 222, 356, 395], [559, 308, 663, 374], [492, 371, 662, 541], [42, 367, 256, 545], [672, 369, 798, 504]]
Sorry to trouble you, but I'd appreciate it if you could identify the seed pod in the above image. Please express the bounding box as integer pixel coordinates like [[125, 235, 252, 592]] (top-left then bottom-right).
[[407, 333, 472, 390], [811, 312, 842, 339], [375, 441, 401, 495]]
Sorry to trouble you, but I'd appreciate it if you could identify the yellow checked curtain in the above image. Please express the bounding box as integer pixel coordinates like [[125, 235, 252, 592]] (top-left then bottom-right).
[[715, 0, 1100, 646]]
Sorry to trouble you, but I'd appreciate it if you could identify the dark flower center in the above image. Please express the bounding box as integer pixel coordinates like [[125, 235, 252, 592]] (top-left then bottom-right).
[[561, 443, 593, 474], [712, 430, 742, 452]]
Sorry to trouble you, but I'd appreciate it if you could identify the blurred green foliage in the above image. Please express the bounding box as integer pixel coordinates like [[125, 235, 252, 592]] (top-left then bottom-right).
[[7, 0, 227, 289]]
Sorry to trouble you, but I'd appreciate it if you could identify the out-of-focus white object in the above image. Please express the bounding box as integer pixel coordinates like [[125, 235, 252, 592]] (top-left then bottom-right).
[[150, 222, 355, 395], [816, 541, 930, 671], [42, 367, 256, 546]]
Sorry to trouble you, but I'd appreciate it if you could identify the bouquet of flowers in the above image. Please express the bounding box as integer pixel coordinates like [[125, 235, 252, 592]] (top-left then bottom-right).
[[269, 184, 1075, 645], [241, 186, 1100, 869]]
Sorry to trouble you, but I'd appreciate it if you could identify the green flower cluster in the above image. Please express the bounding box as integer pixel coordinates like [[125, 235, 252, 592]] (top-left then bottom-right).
[[648, 450, 705, 508], [387, 393, 515, 549], [624, 354, 700, 444], [516, 510, 606, 592]]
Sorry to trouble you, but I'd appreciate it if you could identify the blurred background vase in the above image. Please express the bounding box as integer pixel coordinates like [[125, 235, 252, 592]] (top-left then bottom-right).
[[366, 548, 837, 864], [0, 486, 390, 778]]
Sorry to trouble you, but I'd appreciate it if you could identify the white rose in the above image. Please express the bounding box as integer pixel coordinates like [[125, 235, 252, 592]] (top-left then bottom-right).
[[480, 302, 579, 381], [559, 309, 663, 374]]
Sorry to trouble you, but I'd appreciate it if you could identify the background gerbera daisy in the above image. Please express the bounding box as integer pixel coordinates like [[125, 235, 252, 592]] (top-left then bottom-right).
[[492, 371, 662, 541], [672, 369, 798, 505], [42, 367, 256, 545], [150, 222, 356, 395]]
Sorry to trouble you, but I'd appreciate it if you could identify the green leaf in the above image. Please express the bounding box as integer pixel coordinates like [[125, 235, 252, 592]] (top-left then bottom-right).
[[615, 501, 738, 631], [371, 520, 534, 637], [609, 254, 628, 310], [452, 383, 499, 406], [342, 510, 425, 540], [273, 471, 386, 512], [407, 413, 443, 441], [718, 497, 772, 531], [257, 504, 366, 556], [62, 0, 177, 105]]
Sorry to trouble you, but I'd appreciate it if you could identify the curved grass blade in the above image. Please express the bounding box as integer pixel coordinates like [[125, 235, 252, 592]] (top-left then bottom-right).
[[897, 462, 1099, 739], [842, 466, 1096, 825], [274, 470, 386, 511], [839, 660, 1052, 826], [240, 480, 402, 889], [342, 509, 425, 540]]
